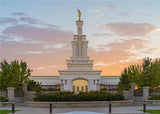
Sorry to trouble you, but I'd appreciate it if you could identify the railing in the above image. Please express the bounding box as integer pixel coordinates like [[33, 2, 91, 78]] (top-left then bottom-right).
[[134, 88, 143, 96], [149, 87, 160, 95], [41, 85, 60, 91], [14, 91, 24, 97], [101, 85, 118, 91]]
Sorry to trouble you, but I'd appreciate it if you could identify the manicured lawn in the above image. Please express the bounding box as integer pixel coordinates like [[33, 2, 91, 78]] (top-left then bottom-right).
[[139, 110, 160, 114], [0, 110, 20, 114]]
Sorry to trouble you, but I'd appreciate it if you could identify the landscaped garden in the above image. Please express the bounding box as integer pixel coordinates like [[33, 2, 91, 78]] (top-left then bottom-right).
[[34, 91, 125, 101]]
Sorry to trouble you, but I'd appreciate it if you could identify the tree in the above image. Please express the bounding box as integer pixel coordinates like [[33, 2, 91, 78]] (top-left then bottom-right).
[[0, 60, 32, 90], [118, 57, 160, 90], [27, 80, 42, 92], [118, 68, 130, 90], [140, 58, 160, 88]]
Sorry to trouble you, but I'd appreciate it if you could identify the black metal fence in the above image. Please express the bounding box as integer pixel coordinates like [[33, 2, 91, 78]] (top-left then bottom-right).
[[149, 87, 160, 95], [41, 85, 60, 91], [14, 91, 24, 97], [134, 88, 143, 96]]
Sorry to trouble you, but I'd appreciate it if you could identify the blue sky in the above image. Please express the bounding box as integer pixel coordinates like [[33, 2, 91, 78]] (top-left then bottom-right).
[[0, 0, 160, 75]]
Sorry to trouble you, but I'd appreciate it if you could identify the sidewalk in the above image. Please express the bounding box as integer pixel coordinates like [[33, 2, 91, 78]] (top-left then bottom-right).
[[0, 105, 160, 114]]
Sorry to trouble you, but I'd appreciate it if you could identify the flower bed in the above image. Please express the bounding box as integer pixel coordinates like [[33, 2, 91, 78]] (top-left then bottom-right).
[[34, 91, 124, 101]]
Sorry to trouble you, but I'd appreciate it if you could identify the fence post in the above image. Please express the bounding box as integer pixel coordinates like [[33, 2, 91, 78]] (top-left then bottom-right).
[[143, 86, 150, 101], [131, 83, 135, 101], [109, 101, 112, 113], [23, 83, 28, 101], [12, 100, 15, 113]]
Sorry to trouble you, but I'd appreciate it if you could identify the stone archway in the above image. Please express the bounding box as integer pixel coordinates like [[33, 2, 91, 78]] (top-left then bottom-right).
[[72, 79, 88, 92]]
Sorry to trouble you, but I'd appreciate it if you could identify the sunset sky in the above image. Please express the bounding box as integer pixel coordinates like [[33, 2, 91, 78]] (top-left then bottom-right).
[[0, 0, 160, 76]]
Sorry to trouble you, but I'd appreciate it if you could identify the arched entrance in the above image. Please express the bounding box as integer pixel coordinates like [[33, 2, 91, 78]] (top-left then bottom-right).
[[72, 79, 88, 92]]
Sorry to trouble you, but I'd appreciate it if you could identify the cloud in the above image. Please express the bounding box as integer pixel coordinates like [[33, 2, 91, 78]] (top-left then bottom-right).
[[95, 13, 104, 18], [89, 39, 150, 65], [25, 51, 43, 54], [119, 12, 130, 17], [103, 5, 117, 9], [0, 13, 74, 75], [0, 13, 73, 62], [105, 39, 149, 51], [0, 17, 18, 25], [2, 24, 72, 44], [45, 44, 68, 49], [88, 4, 117, 13], [19, 17, 39, 24], [103, 22, 158, 36], [88, 38, 156, 75], [88, 9, 102, 13], [93, 33, 113, 36], [11, 12, 27, 16]]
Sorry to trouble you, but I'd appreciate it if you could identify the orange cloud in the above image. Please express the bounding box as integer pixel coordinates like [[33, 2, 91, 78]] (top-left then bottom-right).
[[104, 22, 158, 36]]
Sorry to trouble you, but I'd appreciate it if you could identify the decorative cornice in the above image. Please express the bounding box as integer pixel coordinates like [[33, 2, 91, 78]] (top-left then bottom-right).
[[71, 41, 77, 45], [69, 57, 91, 60], [66, 60, 94, 65], [76, 21, 83, 25], [58, 70, 101, 75], [83, 41, 88, 45], [82, 35, 86, 39], [73, 35, 78, 39]]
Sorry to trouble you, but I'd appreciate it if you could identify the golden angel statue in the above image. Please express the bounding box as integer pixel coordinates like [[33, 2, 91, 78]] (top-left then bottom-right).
[[77, 8, 81, 21]]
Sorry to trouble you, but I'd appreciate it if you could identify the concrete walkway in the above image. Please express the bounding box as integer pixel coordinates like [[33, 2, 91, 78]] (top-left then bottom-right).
[[0, 105, 160, 114]]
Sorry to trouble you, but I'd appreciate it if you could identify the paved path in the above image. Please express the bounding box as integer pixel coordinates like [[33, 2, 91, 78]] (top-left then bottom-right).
[[0, 105, 160, 114]]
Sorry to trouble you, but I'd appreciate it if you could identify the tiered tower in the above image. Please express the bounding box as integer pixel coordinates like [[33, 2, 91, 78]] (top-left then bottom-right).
[[59, 10, 101, 92]]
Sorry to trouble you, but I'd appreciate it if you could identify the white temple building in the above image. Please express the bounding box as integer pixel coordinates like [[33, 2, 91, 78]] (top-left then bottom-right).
[[30, 12, 120, 92]]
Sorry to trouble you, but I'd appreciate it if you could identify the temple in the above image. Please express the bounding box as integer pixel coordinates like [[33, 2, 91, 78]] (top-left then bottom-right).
[[30, 11, 120, 92], [58, 14, 101, 92]]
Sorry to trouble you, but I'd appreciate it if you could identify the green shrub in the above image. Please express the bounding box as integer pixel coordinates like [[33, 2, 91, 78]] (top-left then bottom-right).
[[114, 93, 125, 100], [0, 96, 8, 102], [149, 95, 160, 100], [34, 91, 125, 101]]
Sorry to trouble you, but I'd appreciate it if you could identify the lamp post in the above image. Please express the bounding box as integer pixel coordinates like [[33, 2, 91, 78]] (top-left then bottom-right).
[[49, 102, 52, 113], [143, 101, 146, 113], [11, 100, 15, 113], [109, 101, 112, 113]]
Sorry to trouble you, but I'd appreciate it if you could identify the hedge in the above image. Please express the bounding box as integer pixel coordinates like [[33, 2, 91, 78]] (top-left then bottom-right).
[[0, 96, 8, 102], [149, 95, 160, 100], [34, 91, 124, 101]]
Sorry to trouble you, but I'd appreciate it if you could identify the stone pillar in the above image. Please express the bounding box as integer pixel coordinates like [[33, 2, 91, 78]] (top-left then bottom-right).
[[7, 87, 15, 102], [23, 83, 28, 101], [143, 86, 150, 101], [131, 83, 135, 100]]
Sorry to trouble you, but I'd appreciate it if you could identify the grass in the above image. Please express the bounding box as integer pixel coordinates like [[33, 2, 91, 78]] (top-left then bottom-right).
[[0, 110, 20, 114], [139, 110, 160, 114]]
